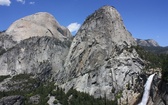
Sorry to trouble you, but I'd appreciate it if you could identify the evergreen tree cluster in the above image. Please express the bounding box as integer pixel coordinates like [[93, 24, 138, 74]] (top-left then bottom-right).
[[0, 74, 117, 105], [133, 46, 168, 82], [0, 74, 53, 105], [0, 75, 10, 82], [51, 87, 117, 105], [143, 46, 168, 54], [133, 46, 162, 69], [161, 55, 168, 82]]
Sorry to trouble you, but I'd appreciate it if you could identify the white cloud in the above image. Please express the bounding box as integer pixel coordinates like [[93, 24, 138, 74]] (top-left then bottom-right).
[[16, 0, 25, 4], [67, 22, 81, 33], [29, 1, 35, 5], [0, 0, 11, 6]]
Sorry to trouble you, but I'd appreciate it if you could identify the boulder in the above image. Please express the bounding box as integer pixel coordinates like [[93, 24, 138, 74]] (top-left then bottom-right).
[[28, 94, 40, 104]]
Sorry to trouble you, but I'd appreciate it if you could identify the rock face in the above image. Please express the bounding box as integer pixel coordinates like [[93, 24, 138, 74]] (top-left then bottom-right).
[[6, 12, 72, 42], [0, 12, 72, 76], [61, 6, 144, 105], [0, 36, 71, 77], [136, 38, 159, 47], [0, 33, 17, 56], [147, 74, 168, 105], [28, 94, 40, 104], [0, 95, 24, 105]]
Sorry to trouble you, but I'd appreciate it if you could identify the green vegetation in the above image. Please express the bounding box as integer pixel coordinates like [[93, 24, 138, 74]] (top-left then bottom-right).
[[51, 87, 117, 105], [143, 46, 168, 54], [0, 74, 53, 105], [0, 75, 10, 82], [161, 55, 168, 82], [126, 82, 131, 90], [132, 46, 168, 82], [133, 46, 162, 69], [116, 91, 122, 99], [12, 73, 33, 80], [0, 73, 117, 105]]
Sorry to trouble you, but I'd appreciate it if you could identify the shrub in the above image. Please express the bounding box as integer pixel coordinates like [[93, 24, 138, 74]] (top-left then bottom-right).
[[0, 75, 10, 82]]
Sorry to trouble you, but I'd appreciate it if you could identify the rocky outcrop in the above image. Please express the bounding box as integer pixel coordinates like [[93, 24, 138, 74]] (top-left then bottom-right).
[[147, 74, 168, 105], [60, 6, 144, 105], [6, 12, 72, 42], [28, 94, 40, 104], [0, 32, 17, 53], [136, 38, 159, 47], [0, 95, 24, 105], [47, 96, 56, 105]]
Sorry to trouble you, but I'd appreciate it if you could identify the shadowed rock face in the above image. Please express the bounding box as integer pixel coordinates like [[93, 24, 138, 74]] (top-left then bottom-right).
[[6, 12, 72, 42], [147, 74, 168, 105], [0, 36, 71, 76], [0, 95, 24, 105], [62, 6, 143, 105]]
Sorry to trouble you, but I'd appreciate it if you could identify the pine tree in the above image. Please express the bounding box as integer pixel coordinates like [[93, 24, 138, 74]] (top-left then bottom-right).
[[162, 55, 168, 82]]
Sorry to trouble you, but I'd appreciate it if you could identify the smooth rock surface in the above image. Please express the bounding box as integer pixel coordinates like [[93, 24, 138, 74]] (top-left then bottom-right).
[[6, 12, 72, 42]]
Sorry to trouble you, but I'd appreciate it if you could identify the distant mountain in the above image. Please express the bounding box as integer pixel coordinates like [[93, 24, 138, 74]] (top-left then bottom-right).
[[135, 38, 168, 54], [136, 38, 160, 47]]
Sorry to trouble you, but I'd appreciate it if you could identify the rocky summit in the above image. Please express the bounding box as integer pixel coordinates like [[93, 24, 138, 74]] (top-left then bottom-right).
[[62, 5, 143, 105], [6, 12, 72, 42], [0, 5, 167, 105], [0, 12, 72, 76]]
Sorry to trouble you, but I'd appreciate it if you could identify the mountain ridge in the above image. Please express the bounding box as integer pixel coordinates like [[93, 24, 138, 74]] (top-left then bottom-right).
[[0, 5, 167, 105], [135, 38, 168, 54], [136, 38, 160, 47]]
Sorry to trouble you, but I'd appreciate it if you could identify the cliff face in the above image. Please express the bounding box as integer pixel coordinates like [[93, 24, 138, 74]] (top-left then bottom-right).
[[61, 6, 144, 105], [147, 75, 168, 105], [0, 36, 71, 76], [0, 12, 72, 77]]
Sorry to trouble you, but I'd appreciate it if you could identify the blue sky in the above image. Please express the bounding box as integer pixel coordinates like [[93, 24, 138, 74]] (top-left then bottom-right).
[[0, 0, 168, 46]]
